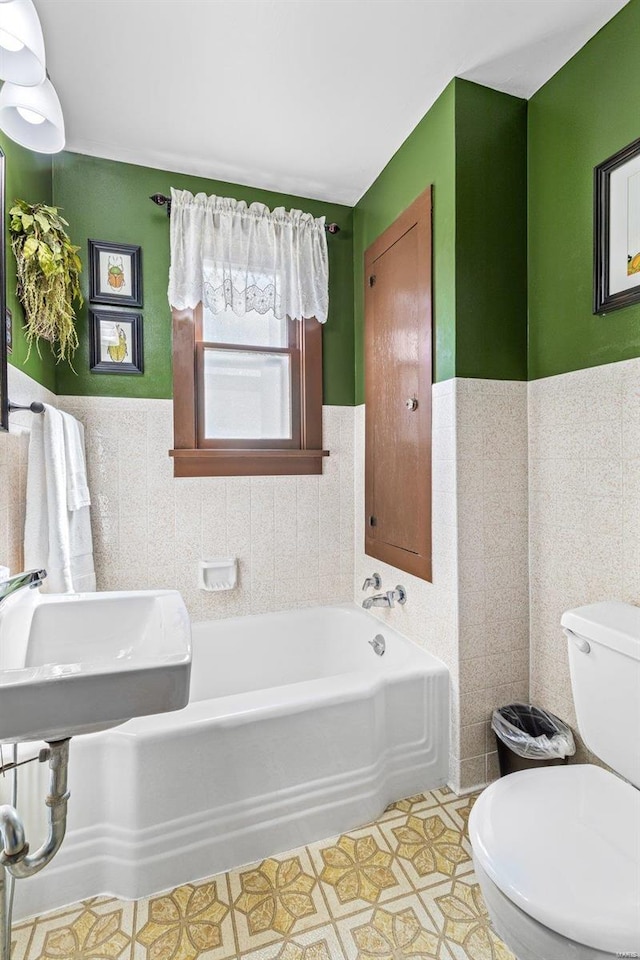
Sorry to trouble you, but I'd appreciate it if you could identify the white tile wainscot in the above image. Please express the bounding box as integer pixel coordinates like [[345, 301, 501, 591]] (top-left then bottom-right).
[[27, 362, 639, 794], [354, 378, 530, 794], [455, 378, 529, 790], [354, 382, 460, 786], [57, 398, 356, 619], [528, 357, 640, 763]]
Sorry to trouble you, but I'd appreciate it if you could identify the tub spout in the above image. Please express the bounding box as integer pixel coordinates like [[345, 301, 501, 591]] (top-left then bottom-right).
[[362, 586, 407, 610], [362, 593, 392, 609]]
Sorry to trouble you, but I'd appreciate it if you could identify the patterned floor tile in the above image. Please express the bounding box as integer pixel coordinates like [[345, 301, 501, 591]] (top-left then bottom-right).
[[11, 787, 517, 960], [10, 921, 36, 960], [238, 924, 347, 960], [439, 795, 479, 833], [335, 894, 451, 960], [228, 847, 331, 952], [378, 807, 473, 891], [429, 788, 456, 806], [376, 792, 441, 824], [308, 825, 413, 918], [82, 896, 120, 909], [134, 877, 235, 960], [420, 880, 515, 960], [25, 899, 135, 960]]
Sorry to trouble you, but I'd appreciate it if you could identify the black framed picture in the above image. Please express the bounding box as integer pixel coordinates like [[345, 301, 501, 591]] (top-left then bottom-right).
[[5, 307, 11, 355], [594, 136, 640, 313], [89, 309, 143, 375], [88, 239, 142, 307]]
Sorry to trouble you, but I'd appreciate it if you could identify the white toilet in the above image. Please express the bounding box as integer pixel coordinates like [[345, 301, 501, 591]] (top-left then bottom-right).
[[469, 600, 640, 960]]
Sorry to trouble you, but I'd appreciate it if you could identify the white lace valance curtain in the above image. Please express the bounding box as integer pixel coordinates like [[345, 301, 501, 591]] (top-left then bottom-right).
[[168, 188, 329, 323]]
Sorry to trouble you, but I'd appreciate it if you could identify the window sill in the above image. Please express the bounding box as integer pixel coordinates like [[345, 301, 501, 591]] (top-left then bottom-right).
[[169, 448, 330, 477]]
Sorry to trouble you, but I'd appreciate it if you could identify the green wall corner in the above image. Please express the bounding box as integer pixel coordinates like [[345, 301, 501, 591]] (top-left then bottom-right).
[[528, 0, 640, 379], [2, 134, 55, 393], [455, 80, 528, 381], [52, 154, 355, 405], [353, 79, 528, 402], [4, 0, 639, 406], [353, 81, 457, 403]]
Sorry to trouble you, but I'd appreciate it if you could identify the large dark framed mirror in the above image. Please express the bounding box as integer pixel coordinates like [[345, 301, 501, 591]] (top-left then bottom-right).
[[0, 147, 8, 432]]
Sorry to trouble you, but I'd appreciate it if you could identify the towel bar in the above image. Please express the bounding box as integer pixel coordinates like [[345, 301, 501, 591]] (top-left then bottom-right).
[[8, 401, 45, 414]]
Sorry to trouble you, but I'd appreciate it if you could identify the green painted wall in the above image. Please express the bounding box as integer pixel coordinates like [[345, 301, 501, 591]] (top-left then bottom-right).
[[354, 81, 456, 400], [10, 0, 636, 405], [528, 0, 640, 379], [53, 154, 354, 404], [455, 81, 527, 380], [2, 134, 55, 392], [353, 79, 527, 402]]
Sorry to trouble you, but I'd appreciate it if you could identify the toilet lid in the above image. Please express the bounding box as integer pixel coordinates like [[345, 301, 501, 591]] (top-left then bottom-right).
[[469, 765, 640, 954]]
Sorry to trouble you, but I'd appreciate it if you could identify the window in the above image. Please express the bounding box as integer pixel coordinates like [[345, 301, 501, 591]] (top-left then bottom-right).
[[171, 303, 326, 477], [167, 189, 329, 476]]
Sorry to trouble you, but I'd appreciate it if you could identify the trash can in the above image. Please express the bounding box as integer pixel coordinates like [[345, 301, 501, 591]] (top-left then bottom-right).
[[492, 703, 576, 776]]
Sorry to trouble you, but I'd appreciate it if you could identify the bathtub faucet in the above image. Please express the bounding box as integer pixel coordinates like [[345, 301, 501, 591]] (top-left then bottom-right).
[[361, 572, 382, 592], [362, 586, 407, 609]]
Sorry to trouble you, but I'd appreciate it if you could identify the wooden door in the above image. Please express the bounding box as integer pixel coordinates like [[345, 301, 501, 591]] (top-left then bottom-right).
[[364, 187, 432, 581]]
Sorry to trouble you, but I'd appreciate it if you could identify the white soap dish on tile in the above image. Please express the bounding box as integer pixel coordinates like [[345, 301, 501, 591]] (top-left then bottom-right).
[[198, 559, 237, 592]]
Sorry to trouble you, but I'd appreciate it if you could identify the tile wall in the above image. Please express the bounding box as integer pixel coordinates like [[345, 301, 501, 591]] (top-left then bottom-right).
[[455, 380, 529, 790], [0, 430, 26, 576], [354, 380, 530, 793], [57, 397, 356, 620], [528, 357, 640, 761], [353, 383, 459, 787], [6, 358, 639, 792]]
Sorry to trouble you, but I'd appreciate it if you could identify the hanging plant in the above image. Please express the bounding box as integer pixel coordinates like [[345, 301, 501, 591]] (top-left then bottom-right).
[[9, 199, 83, 363]]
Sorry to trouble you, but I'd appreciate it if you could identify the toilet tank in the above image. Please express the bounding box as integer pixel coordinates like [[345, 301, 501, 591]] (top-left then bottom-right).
[[561, 601, 640, 788]]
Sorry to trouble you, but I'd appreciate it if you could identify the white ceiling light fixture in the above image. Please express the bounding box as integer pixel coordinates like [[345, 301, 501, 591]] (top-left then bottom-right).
[[0, 0, 45, 87], [0, 0, 65, 154], [0, 76, 64, 152]]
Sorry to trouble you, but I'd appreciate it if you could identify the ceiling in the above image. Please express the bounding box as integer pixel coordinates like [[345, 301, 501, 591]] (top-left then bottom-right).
[[34, 0, 628, 206]]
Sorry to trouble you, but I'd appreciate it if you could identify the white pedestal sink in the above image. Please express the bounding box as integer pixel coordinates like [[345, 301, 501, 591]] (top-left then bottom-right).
[[0, 588, 192, 742], [0, 580, 192, 960]]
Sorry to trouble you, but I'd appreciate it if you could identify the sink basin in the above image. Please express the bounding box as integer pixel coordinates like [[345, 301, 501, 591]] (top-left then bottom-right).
[[0, 589, 191, 743]]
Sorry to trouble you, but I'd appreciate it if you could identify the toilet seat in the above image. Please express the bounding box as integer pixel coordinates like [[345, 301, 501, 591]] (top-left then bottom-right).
[[469, 764, 640, 955]]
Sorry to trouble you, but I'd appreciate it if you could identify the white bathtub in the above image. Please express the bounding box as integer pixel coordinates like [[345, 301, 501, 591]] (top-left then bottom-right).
[[12, 603, 449, 920]]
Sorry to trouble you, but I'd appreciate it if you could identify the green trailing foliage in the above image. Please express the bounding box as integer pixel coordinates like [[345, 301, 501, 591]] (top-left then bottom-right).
[[9, 199, 82, 364]]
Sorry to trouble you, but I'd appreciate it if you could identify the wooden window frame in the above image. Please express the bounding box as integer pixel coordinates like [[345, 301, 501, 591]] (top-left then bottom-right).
[[170, 303, 328, 477]]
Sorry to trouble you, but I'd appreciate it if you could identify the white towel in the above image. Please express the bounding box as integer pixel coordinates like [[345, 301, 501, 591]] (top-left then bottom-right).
[[61, 411, 91, 511], [24, 404, 96, 594]]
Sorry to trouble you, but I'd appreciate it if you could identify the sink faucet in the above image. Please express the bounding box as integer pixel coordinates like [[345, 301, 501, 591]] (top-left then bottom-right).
[[362, 585, 407, 609], [0, 569, 47, 608]]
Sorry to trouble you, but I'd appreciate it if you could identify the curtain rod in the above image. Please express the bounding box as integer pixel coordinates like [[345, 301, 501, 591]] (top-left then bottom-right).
[[149, 194, 340, 234]]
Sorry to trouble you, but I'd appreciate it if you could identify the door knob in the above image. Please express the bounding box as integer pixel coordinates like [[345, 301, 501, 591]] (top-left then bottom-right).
[[405, 397, 418, 411]]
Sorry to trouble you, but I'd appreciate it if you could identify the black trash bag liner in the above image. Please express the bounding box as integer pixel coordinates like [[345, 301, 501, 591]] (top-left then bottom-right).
[[491, 702, 576, 760]]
